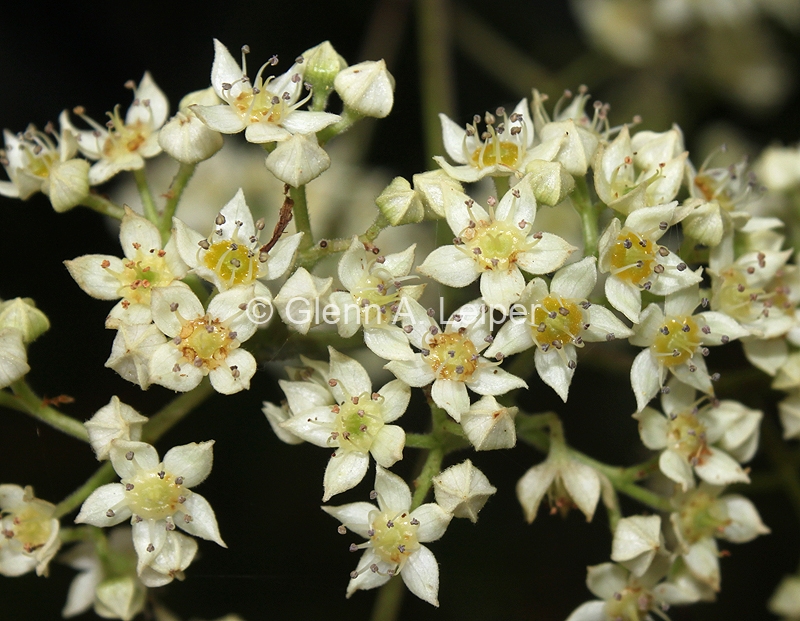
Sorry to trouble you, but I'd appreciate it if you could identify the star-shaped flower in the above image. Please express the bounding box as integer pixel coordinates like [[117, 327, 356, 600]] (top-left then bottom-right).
[[64, 73, 169, 185], [417, 177, 576, 310], [385, 298, 527, 421], [634, 380, 757, 491], [66, 206, 189, 329], [485, 256, 633, 401], [75, 440, 225, 575], [629, 285, 749, 411], [148, 284, 258, 394], [0, 485, 60, 577], [278, 347, 410, 500], [192, 40, 340, 144], [173, 188, 302, 298], [322, 466, 451, 606]]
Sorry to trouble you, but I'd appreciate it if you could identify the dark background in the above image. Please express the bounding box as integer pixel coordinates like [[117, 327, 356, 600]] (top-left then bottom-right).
[[2, 1, 800, 620]]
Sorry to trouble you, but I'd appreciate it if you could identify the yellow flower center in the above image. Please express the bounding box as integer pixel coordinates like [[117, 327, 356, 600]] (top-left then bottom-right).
[[711, 268, 765, 322], [178, 315, 238, 371], [332, 392, 385, 453], [461, 219, 527, 271], [234, 85, 287, 125], [102, 107, 151, 159], [124, 468, 186, 521], [651, 316, 701, 367], [351, 273, 403, 325], [105, 246, 174, 305], [470, 139, 520, 169], [424, 332, 479, 380], [666, 409, 710, 465], [6, 504, 54, 552], [203, 239, 260, 287], [676, 489, 731, 544], [370, 509, 420, 567], [609, 230, 658, 286], [532, 295, 583, 350]]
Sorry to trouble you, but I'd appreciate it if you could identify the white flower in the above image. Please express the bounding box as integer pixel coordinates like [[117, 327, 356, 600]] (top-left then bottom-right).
[[629, 285, 749, 411], [670, 484, 770, 591], [334, 60, 395, 119], [598, 202, 702, 323], [460, 395, 517, 451], [516, 439, 601, 523], [0, 113, 90, 211], [64, 72, 169, 185], [65, 206, 189, 329], [322, 466, 451, 606], [634, 381, 755, 490], [173, 188, 302, 297], [0, 484, 60, 577], [611, 515, 665, 578], [158, 87, 224, 164], [417, 177, 576, 310], [485, 257, 633, 401], [385, 298, 527, 421], [148, 284, 258, 394], [531, 86, 603, 177], [61, 527, 146, 620], [434, 100, 544, 182], [279, 347, 409, 500], [0, 328, 30, 389], [593, 125, 687, 215], [565, 557, 708, 621], [329, 238, 424, 360], [432, 459, 497, 522], [263, 132, 332, 186], [105, 322, 167, 390], [85, 397, 149, 461], [192, 40, 340, 144], [75, 440, 225, 575]]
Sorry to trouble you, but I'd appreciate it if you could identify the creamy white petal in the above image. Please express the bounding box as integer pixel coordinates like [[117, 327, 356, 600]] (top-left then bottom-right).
[[401, 544, 440, 606], [263, 233, 303, 280], [431, 378, 470, 422], [323, 451, 370, 500], [375, 466, 412, 512], [75, 484, 130, 527], [634, 407, 669, 450], [516, 462, 557, 522], [328, 347, 372, 396], [410, 503, 452, 542], [385, 358, 436, 387], [177, 493, 225, 546], [535, 347, 575, 402], [631, 349, 662, 412], [364, 325, 416, 361], [280, 406, 337, 447], [516, 233, 576, 275], [191, 104, 248, 134], [417, 246, 481, 287], [605, 277, 642, 323], [694, 448, 750, 486], [469, 365, 527, 395], [659, 450, 695, 491], [560, 457, 601, 521], [321, 502, 376, 538], [163, 441, 214, 488]]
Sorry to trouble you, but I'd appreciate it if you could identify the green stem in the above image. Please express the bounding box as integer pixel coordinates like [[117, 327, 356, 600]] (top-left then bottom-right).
[[493, 176, 511, 200], [415, 0, 456, 167], [317, 108, 362, 145], [572, 176, 600, 256], [54, 462, 116, 519], [405, 433, 439, 449], [362, 213, 390, 244], [160, 163, 197, 242], [58, 525, 98, 544], [134, 168, 159, 224], [411, 445, 445, 510], [142, 379, 215, 443], [80, 193, 126, 219], [290, 185, 314, 254], [370, 576, 406, 621], [7, 380, 88, 442]]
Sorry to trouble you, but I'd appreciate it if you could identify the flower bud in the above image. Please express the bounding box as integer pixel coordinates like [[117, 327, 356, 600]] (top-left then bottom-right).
[[433, 459, 497, 522], [524, 159, 575, 206], [159, 87, 224, 164], [0, 328, 30, 389], [84, 396, 148, 461], [334, 60, 395, 118], [375, 176, 424, 225], [681, 198, 724, 247], [95, 576, 146, 621], [301, 41, 348, 101], [412, 169, 464, 218], [265, 133, 331, 187], [611, 515, 664, 577], [44, 158, 90, 212], [0, 298, 50, 342], [460, 395, 517, 450]]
